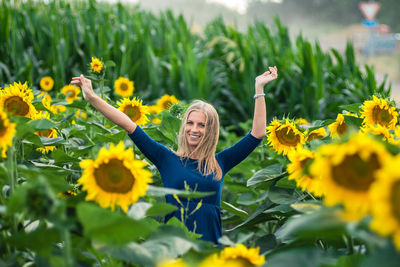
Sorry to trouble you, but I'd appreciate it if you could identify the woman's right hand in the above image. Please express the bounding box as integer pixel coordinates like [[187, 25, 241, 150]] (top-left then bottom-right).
[[71, 74, 95, 101]]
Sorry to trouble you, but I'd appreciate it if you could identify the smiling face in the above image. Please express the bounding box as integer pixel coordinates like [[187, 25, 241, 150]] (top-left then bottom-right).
[[185, 110, 206, 152]]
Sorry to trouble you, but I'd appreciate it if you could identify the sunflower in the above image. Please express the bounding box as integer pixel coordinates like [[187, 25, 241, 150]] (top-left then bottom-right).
[[33, 112, 58, 153], [117, 97, 149, 126], [61, 84, 80, 103], [90, 57, 103, 73], [156, 94, 179, 111], [0, 83, 37, 118], [11, 81, 33, 98], [328, 113, 358, 138], [39, 76, 54, 91], [156, 259, 187, 267], [200, 244, 265, 267], [266, 118, 305, 155], [0, 108, 16, 158], [50, 104, 67, 114], [310, 133, 390, 220], [360, 124, 394, 143], [114, 77, 134, 98], [75, 109, 87, 120], [370, 154, 400, 251], [37, 91, 52, 110], [295, 118, 310, 125], [149, 105, 162, 124], [287, 148, 322, 197], [306, 127, 327, 142], [78, 141, 152, 212], [360, 95, 398, 129]]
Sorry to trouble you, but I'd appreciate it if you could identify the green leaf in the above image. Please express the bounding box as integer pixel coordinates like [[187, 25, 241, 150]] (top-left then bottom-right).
[[40, 136, 67, 145], [105, 60, 116, 68], [76, 203, 157, 245], [268, 186, 297, 204], [247, 163, 286, 187], [275, 207, 346, 242], [145, 203, 177, 217], [221, 201, 248, 218], [147, 185, 214, 199], [339, 103, 362, 114], [344, 115, 363, 128], [266, 247, 333, 267], [52, 149, 80, 163]]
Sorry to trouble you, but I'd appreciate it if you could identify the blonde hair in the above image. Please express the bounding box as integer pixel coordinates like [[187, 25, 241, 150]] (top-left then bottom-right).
[[176, 100, 222, 180]]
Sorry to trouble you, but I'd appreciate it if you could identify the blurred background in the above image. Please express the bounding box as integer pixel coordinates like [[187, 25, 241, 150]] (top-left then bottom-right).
[[113, 0, 400, 101]]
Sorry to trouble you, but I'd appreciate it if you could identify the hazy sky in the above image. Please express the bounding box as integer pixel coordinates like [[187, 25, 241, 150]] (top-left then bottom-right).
[[105, 0, 283, 14]]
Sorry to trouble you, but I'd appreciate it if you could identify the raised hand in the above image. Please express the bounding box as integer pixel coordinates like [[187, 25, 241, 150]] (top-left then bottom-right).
[[255, 66, 278, 90], [71, 74, 95, 101]]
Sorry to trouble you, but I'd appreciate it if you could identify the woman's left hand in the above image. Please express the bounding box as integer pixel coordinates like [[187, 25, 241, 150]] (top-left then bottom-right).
[[255, 66, 278, 90]]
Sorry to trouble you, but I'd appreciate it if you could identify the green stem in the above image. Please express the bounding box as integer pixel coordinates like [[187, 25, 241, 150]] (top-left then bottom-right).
[[62, 228, 74, 267]]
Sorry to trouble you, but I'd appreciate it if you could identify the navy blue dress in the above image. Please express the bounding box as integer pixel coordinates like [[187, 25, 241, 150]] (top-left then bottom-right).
[[128, 126, 262, 244]]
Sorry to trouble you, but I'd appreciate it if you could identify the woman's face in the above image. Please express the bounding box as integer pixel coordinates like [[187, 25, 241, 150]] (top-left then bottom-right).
[[185, 110, 206, 152]]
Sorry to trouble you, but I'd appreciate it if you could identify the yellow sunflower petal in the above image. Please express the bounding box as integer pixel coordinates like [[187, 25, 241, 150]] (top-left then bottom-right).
[[360, 95, 398, 129], [156, 94, 179, 111], [40, 76, 54, 91], [114, 77, 135, 98], [0, 108, 16, 158], [266, 118, 305, 155], [117, 97, 149, 126]]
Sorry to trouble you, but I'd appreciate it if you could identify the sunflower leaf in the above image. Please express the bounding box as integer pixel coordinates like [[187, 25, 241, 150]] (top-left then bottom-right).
[[147, 185, 214, 198], [339, 103, 362, 114], [28, 119, 58, 131], [77, 202, 157, 245], [247, 163, 285, 187]]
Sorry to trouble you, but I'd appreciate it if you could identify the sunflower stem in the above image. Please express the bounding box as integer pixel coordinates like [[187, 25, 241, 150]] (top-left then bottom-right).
[[62, 227, 74, 267]]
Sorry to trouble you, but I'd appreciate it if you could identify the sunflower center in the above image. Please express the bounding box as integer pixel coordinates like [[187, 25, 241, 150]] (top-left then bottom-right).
[[37, 129, 52, 137], [331, 153, 380, 191], [94, 159, 135, 193], [124, 105, 141, 121], [226, 258, 253, 267], [4, 96, 30, 116], [308, 132, 323, 142], [276, 126, 300, 146], [337, 122, 348, 136], [372, 107, 392, 126], [390, 180, 400, 223], [163, 101, 172, 110], [67, 90, 76, 98], [119, 83, 128, 91], [45, 81, 49, 86], [0, 117, 5, 137]]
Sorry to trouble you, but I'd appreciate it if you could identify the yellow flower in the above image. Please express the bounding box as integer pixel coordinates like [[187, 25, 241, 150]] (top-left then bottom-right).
[[50, 104, 67, 114], [360, 124, 394, 143], [310, 133, 390, 220], [0, 82, 37, 118], [220, 244, 265, 266], [33, 112, 58, 153], [266, 118, 305, 155], [156, 94, 179, 110], [90, 57, 103, 73], [370, 154, 400, 251], [57, 190, 77, 198], [117, 97, 149, 126], [37, 91, 52, 110], [61, 84, 80, 103], [75, 109, 87, 120], [306, 127, 327, 142], [360, 95, 398, 129], [156, 259, 187, 267], [295, 118, 310, 125], [114, 77, 134, 98], [0, 108, 16, 158], [78, 141, 152, 213], [200, 244, 265, 267], [39, 76, 54, 91], [287, 148, 322, 197], [328, 113, 358, 138], [149, 105, 162, 124]]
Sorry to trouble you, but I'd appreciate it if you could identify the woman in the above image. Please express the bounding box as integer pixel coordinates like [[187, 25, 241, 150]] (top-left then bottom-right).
[[71, 66, 278, 244]]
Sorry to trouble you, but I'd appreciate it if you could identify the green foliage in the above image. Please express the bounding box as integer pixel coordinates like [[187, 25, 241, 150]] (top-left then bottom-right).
[[0, 0, 390, 129]]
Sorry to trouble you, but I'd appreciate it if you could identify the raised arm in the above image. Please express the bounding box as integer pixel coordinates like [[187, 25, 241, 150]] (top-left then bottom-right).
[[251, 66, 278, 139], [71, 75, 137, 134]]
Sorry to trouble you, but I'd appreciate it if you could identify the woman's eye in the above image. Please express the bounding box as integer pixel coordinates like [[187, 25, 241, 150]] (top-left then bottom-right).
[[187, 121, 193, 125], [199, 124, 205, 128]]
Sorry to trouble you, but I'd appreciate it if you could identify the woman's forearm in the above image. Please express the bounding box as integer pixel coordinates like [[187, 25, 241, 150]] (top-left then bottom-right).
[[88, 95, 137, 134], [251, 85, 267, 139]]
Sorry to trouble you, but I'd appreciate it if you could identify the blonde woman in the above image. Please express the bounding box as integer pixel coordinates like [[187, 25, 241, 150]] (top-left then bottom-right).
[[71, 66, 278, 244]]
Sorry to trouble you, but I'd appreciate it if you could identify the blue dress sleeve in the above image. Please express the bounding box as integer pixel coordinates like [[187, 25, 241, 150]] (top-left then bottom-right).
[[217, 132, 263, 174], [128, 126, 171, 169]]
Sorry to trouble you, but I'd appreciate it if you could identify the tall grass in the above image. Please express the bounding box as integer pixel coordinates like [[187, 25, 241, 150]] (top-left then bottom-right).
[[0, 0, 390, 127]]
